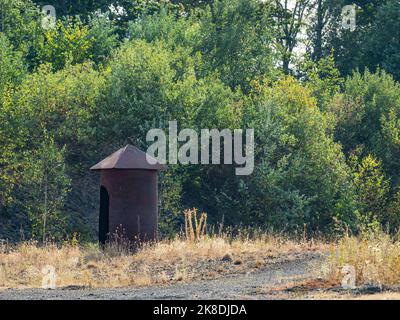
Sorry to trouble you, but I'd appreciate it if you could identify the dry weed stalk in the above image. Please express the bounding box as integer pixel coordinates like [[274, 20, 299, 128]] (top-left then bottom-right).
[[184, 208, 207, 241]]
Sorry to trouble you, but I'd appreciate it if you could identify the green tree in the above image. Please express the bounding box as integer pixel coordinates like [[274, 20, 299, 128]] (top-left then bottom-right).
[[0, 35, 27, 212], [330, 70, 400, 186], [38, 18, 95, 70], [362, 0, 400, 81], [301, 53, 343, 110], [128, 6, 202, 53], [86, 14, 118, 64], [0, 62, 104, 240], [306, 0, 338, 62], [386, 190, 400, 233], [97, 39, 178, 147], [32, 0, 113, 17], [36, 14, 118, 70], [272, 0, 313, 74], [0, 34, 26, 97], [218, 77, 356, 233], [325, 0, 392, 78], [25, 135, 71, 242], [0, 0, 43, 69], [200, 0, 276, 92], [352, 154, 389, 231]]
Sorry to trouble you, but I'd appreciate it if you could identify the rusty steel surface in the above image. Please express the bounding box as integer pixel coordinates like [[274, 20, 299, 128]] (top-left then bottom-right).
[[100, 169, 158, 242], [91, 145, 165, 243], [90, 144, 167, 171]]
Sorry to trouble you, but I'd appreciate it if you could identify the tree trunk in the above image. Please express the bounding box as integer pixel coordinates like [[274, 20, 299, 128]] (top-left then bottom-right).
[[313, 0, 324, 61]]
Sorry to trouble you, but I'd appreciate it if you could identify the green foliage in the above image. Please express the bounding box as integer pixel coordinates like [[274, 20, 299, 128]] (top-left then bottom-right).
[[386, 190, 400, 233], [39, 18, 94, 70], [0, 34, 26, 95], [331, 70, 400, 186], [86, 14, 118, 64], [2, 0, 400, 241], [13, 63, 103, 149], [98, 39, 178, 146], [25, 135, 71, 242], [128, 7, 202, 52], [326, 0, 400, 81], [37, 16, 118, 70], [352, 154, 390, 231], [301, 53, 343, 110], [0, 0, 43, 68], [271, 0, 312, 75], [0, 62, 104, 240], [363, 0, 400, 81], [129, 0, 276, 93], [158, 169, 183, 237], [98, 39, 240, 146], [32, 0, 112, 16], [0, 41, 27, 211], [199, 0, 276, 92], [237, 77, 355, 232]]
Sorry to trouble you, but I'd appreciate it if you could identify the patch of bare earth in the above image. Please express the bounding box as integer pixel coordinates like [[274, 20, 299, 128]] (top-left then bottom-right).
[[0, 250, 325, 300]]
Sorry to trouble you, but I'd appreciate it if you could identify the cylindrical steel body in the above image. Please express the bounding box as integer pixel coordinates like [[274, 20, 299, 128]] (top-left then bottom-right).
[[100, 169, 158, 242]]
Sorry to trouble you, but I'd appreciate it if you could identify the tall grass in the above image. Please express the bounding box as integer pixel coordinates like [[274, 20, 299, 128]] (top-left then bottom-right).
[[327, 231, 400, 286]]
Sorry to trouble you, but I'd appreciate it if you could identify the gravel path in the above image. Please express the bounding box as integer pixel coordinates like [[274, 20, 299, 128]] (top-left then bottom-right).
[[0, 252, 324, 300]]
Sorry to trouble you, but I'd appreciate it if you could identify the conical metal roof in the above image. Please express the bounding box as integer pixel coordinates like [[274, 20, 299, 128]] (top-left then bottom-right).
[[90, 145, 167, 171]]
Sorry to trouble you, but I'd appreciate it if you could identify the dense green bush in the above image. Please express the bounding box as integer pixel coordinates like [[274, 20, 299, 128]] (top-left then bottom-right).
[[331, 71, 400, 187], [236, 78, 356, 233]]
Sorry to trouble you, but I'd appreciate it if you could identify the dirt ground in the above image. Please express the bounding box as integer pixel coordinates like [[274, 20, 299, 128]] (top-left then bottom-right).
[[1, 251, 399, 300], [0, 252, 321, 300]]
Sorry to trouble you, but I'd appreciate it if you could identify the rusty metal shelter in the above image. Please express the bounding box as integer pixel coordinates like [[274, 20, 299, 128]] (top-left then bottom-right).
[[90, 145, 166, 244]]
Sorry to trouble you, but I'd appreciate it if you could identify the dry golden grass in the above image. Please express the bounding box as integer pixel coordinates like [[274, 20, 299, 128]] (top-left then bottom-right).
[[184, 208, 207, 242], [0, 234, 323, 289], [326, 231, 400, 287], [6, 230, 400, 293]]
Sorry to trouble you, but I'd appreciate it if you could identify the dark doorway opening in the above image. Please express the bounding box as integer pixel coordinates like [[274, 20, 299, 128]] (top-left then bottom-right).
[[99, 186, 109, 244]]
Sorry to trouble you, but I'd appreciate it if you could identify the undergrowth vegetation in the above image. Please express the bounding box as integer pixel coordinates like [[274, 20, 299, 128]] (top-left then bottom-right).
[[4, 230, 400, 289], [0, 233, 323, 289], [327, 231, 400, 287]]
